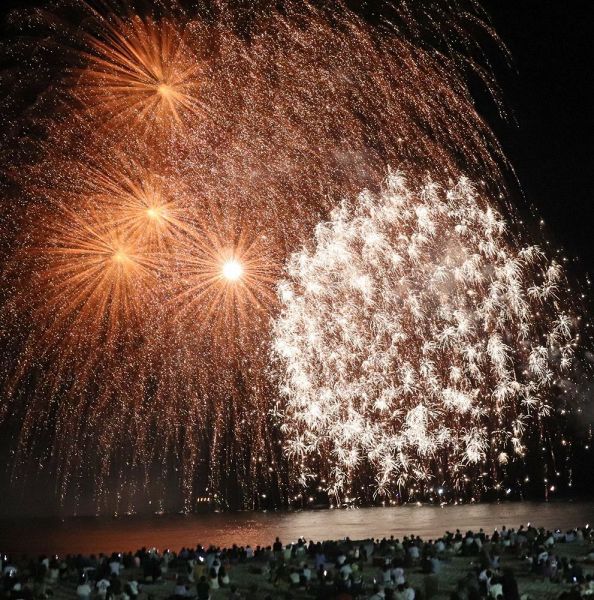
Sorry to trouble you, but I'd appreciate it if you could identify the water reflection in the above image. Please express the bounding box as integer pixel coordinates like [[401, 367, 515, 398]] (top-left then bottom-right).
[[1, 502, 593, 555]]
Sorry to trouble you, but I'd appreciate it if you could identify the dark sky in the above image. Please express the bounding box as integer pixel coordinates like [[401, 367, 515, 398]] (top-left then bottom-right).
[[481, 0, 593, 270]]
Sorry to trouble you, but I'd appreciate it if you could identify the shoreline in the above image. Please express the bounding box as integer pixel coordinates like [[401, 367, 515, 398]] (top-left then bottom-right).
[[2, 501, 594, 557]]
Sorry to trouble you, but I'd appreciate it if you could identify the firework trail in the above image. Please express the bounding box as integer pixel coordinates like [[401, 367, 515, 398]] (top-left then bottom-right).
[[272, 173, 584, 502], [1, 144, 281, 509], [0, 0, 561, 511]]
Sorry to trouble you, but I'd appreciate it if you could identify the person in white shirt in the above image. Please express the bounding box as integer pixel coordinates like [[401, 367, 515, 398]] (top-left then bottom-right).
[[577, 529, 585, 542], [301, 564, 312, 582], [402, 582, 415, 600], [96, 578, 111, 599], [206, 551, 217, 570], [211, 559, 221, 576], [109, 559, 122, 576], [488, 581, 503, 598], [208, 569, 219, 590], [380, 566, 391, 585], [430, 557, 441, 575], [391, 567, 405, 586], [340, 563, 353, 578], [479, 569, 492, 587], [289, 570, 300, 587], [125, 580, 139, 600], [394, 583, 414, 600], [537, 549, 549, 563], [48, 564, 60, 583], [408, 546, 420, 560], [76, 580, 92, 600]]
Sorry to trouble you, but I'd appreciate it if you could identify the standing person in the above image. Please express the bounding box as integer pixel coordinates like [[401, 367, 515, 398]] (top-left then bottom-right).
[[218, 566, 230, 588], [109, 555, 122, 577], [194, 557, 207, 582], [273, 538, 283, 560], [209, 568, 220, 591]]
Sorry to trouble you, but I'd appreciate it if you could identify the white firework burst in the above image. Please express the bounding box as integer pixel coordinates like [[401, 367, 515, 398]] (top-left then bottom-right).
[[272, 172, 579, 498]]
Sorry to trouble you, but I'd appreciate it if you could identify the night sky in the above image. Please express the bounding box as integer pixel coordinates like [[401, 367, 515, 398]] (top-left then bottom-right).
[[481, 0, 593, 270], [0, 1, 592, 516]]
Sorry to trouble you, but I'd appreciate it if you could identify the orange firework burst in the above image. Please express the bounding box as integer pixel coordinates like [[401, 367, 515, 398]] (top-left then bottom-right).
[[2, 139, 283, 509], [173, 225, 279, 350], [82, 160, 191, 253], [5, 195, 160, 383], [72, 9, 204, 133]]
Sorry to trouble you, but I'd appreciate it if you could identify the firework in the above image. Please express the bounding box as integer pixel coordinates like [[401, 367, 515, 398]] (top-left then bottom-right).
[[61, 0, 207, 135], [0, 0, 526, 511], [272, 173, 583, 501], [1, 143, 283, 508]]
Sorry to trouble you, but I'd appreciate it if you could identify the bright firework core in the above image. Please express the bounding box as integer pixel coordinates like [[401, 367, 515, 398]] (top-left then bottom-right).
[[157, 83, 173, 97], [146, 206, 162, 220], [112, 250, 128, 263], [222, 259, 243, 281]]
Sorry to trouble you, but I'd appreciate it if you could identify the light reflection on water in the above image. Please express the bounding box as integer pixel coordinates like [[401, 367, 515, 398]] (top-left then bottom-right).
[[1, 502, 593, 556]]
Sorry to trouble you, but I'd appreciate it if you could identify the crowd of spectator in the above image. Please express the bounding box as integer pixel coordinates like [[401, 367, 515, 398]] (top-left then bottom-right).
[[2, 524, 594, 600]]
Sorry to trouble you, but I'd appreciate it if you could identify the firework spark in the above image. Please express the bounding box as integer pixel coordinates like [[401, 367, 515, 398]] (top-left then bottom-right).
[[272, 173, 582, 501]]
